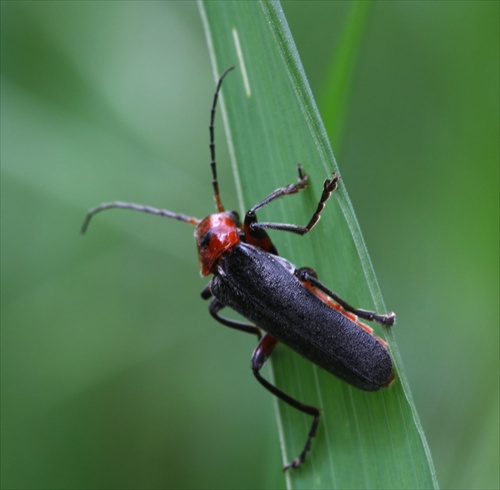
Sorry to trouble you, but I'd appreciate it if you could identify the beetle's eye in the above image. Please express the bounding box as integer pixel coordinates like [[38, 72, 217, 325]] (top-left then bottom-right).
[[198, 230, 212, 249]]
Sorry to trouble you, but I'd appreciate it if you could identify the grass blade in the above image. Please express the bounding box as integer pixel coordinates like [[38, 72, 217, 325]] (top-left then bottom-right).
[[319, 0, 372, 153], [199, 1, 438, 488]]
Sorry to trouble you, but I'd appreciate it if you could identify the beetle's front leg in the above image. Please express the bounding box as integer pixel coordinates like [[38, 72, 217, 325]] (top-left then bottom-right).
[[243, 165, 338, 251]]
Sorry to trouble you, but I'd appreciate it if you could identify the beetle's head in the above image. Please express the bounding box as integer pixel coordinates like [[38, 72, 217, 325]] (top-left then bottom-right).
[[195, 211, 241, 276]]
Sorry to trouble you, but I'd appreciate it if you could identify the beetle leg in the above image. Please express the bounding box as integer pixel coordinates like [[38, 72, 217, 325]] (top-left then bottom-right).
[[245, 167, 338, 238], [206, 297, 262, 339], [249, 164, 309, 213], [251, 333, 320, 471], [200, 283, 213, 300], [296, 267, 396, 326]]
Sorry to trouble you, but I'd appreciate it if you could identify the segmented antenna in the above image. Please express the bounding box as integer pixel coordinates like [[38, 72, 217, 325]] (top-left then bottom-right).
[[209, 66, 234, 213], [80, 202, 199, 234], [81, 67, 235, 234]]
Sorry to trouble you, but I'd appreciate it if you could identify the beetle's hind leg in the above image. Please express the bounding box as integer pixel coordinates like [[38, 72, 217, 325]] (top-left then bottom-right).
[[296, 267, 396, 326], [202, 284, 320, 469], [252, 333, 320, 471]]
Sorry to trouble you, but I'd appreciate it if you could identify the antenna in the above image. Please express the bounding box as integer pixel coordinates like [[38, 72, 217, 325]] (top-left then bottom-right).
[[81, 202, 199, 234], [81, 67, 235, 234], [209, 66, 234, 212]]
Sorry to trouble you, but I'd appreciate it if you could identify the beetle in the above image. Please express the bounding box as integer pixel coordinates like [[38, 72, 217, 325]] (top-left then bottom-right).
[[81, 66, 396, 470]]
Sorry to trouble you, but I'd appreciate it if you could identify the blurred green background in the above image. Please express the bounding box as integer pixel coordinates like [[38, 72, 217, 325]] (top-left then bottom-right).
[[1, 1, 498, 489]]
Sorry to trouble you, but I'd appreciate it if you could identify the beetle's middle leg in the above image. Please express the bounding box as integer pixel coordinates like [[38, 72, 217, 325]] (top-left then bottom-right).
[[296, 267, 396, 327], [202, 285, 262, 339]]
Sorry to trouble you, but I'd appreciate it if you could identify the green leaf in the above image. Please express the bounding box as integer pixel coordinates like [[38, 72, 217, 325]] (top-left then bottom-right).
[[199, 1, 438, 488]]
